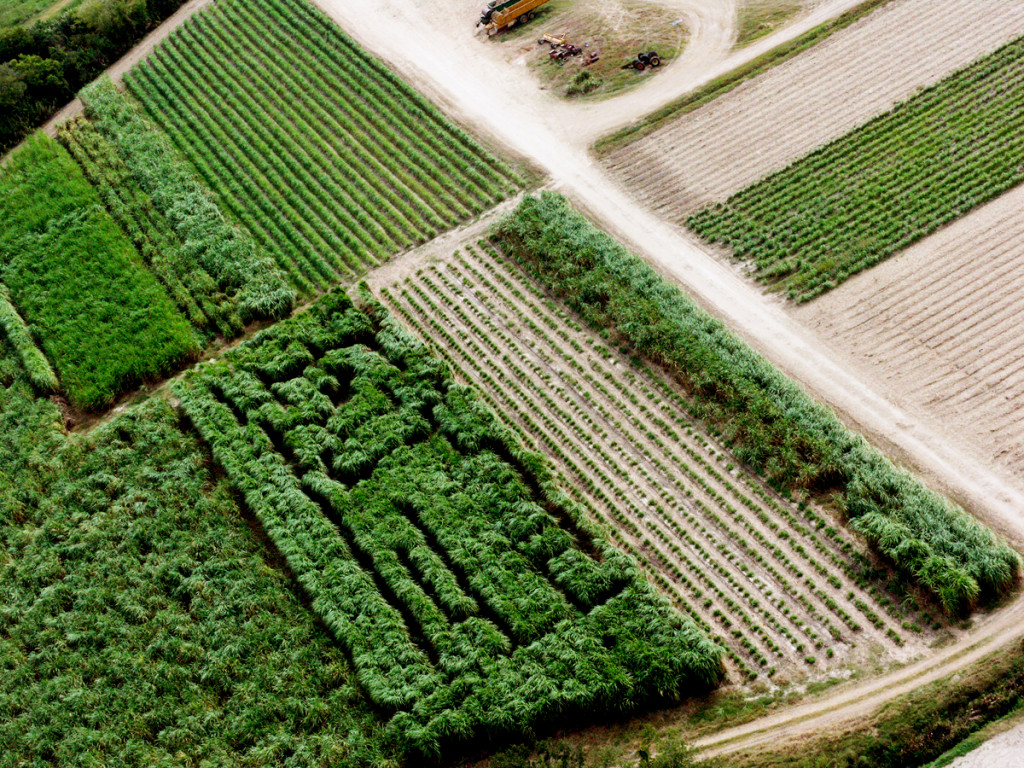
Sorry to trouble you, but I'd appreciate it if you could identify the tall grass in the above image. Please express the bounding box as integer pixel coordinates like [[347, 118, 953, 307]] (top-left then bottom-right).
[[0, 134, 198, 410]]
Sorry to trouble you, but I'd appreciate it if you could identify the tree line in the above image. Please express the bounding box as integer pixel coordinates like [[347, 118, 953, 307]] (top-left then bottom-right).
[[0, 0, 186, 154]]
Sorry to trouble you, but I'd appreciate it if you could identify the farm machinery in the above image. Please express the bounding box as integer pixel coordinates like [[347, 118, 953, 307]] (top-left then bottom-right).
[[622, 51, 661, 71], [478, 0, 551, 34]]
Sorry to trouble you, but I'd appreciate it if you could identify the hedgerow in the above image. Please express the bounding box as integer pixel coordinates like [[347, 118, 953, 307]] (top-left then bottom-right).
[[494, 192, 1020, 614], [0, 133, 198, 410], [174, 287, 722, 760]]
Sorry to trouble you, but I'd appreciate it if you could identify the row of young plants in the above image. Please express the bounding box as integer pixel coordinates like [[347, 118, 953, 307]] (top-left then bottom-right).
[[494, 192, 1021, 615], [0, 336, 397, 767], [687, 35, 1024, 302], [79, 76, 295, 323], [0, 133, 198, 410], [0, 283, 57, 394], [121, 0, 519, 296], [378, 282, 761, 680], [387, 243, 923, 678], [174, 288, 722, 760], [419, 265, 824, 656]]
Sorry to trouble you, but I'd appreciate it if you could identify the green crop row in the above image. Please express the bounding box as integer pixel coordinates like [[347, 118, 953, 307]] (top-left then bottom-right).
[[0, 283, 57, 394], [0, 134, 198, 410], [122, 0, 519, 296], [494, 192, 1020, 615], [688, 36, 1024, 302], [56, 116, 244, 339], [79, 77, 295, 323], [174, 287, 721, 760]]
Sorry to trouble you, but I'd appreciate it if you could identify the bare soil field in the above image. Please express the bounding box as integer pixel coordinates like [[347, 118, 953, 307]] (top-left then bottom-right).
[[794, 185, 1024, 489], [602, 0, 1024, 218], [366, 235, 940, 686]]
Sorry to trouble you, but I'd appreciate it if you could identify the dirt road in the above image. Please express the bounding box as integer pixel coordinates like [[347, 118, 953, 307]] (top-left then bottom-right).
[[37, 0, 215, 137], [315, 0, 1024, 753]]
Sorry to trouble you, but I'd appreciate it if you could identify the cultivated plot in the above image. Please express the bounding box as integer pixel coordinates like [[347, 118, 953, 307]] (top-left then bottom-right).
[[176, 290, 720, 758], [688, 36, 1024, 301], [795, 185, 1024, 489], [125, 0, 519, 297], [602, 0, 1024, 216], [376, 241, 933, 682]]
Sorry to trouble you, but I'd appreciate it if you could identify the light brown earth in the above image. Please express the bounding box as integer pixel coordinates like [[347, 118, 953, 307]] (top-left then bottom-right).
[[795, 185, 1024, 490], [948, 719, 1024, 768], [603, 0, 1024, 217]]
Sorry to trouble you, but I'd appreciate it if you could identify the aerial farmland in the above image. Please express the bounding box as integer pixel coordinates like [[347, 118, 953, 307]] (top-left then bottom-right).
[[2, 0, 1024, 766]]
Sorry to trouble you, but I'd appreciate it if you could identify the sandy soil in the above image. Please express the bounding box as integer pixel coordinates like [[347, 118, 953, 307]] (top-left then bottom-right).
[[795, 185, 1024, 491], [603, 0, 1024, 217], [949, 721, 1024, 768]]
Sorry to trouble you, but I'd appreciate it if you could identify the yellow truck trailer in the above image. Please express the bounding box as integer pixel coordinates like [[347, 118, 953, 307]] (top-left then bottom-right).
[[477, 0, 551, 35]]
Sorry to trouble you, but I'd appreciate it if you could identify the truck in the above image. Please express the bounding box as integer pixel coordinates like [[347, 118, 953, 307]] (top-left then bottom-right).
[[477, 0, 551, 35]]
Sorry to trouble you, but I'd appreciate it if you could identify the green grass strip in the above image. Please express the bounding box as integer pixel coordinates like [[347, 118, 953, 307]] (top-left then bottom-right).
[[0, 134, 199, 410]]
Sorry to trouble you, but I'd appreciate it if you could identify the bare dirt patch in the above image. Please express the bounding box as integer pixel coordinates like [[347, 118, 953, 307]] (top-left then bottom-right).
[[794, 185, 1024, 491], [603, 0, 1024, 218]]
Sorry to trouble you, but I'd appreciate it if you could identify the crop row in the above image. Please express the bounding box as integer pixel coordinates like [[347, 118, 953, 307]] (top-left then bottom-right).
[[495, 193, 1021, 615], [688, 36, 1024, 301], [382, 241, 922, 678], [124, 0, 519, 296]]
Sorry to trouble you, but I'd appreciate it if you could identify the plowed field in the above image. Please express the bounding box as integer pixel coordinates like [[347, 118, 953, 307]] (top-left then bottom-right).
[[603, 0, 1024, 217], [795, 185, 1024, 488]]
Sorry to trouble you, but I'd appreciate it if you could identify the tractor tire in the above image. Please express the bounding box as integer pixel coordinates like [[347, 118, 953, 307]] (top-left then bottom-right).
[[649, 54, 661, 67], [633, 60, 646, 71]]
